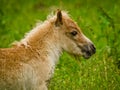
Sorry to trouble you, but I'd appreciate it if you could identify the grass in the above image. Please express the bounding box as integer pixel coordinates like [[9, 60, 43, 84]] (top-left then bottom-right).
[[0, 0, 120, 90]]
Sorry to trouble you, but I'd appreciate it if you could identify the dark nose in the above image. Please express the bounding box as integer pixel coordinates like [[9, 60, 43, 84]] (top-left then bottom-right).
[[81, 43, 96, 58]]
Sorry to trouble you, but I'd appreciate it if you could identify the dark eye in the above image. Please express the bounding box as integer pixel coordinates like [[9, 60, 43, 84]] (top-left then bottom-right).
[[70, 31, 78, 36]]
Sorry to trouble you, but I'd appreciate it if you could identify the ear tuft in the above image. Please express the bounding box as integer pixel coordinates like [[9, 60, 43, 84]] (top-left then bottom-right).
[[55, 9, 63, 26]]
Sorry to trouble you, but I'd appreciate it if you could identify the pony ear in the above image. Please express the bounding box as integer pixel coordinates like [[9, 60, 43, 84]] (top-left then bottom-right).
[[55, 9, 63, 26]]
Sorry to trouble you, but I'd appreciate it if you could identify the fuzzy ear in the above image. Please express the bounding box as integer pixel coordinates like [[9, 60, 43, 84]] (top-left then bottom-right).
[[55, 9, 63, 26]]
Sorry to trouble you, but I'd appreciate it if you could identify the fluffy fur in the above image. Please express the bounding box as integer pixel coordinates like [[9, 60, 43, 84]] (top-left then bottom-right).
[[0, 10, 95, 90]]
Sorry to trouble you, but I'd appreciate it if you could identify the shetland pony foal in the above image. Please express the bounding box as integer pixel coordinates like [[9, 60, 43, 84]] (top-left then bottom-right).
[[0, 10, 96, 90]]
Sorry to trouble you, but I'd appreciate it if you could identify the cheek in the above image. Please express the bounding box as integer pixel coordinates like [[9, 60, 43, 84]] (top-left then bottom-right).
[[61, 36, 74, 48], [61, 36, 82, 54]]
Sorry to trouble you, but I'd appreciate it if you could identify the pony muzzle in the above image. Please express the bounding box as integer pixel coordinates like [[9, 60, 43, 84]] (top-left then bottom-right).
[[80, 43, 96, 59]]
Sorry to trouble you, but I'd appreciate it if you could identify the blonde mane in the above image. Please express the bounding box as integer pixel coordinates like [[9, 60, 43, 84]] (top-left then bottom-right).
[[12, 11, 69, 48]]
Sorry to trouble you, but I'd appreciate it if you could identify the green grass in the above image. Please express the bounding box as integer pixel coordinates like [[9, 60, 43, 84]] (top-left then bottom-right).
[[0, 0, 120, 90]]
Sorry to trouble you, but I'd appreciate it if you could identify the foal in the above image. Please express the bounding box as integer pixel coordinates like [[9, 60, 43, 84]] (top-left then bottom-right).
[[0, 10, 95, 90]]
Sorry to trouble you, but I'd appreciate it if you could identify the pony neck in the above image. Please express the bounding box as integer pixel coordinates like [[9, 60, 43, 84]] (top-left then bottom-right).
[[20, 20, 62, 65]]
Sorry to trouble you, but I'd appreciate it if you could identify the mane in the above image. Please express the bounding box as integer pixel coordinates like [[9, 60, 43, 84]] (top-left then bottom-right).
[[12, 11, 69, 47]]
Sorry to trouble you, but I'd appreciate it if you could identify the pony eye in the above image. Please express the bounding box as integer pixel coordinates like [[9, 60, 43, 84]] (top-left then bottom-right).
[[70, 31, 78, 36]]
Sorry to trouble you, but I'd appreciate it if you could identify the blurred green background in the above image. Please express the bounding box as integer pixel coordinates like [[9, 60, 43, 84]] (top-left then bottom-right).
[[0, 0, 120, 90]]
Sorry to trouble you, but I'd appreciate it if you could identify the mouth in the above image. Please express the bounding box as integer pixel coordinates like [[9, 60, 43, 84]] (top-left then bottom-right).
[[82, 51, 92, 59]]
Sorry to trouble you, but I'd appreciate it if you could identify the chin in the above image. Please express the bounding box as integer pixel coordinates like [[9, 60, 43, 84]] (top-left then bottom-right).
[[83, 55, 91, 59]]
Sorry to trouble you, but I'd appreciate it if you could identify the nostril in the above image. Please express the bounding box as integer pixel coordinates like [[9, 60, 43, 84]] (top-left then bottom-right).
[[92, 45, 96, 50], [91, 44, 96, 54]]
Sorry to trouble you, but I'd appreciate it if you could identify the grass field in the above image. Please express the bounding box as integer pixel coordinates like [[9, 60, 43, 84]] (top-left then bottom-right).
[[0, 0, 120, 90]]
